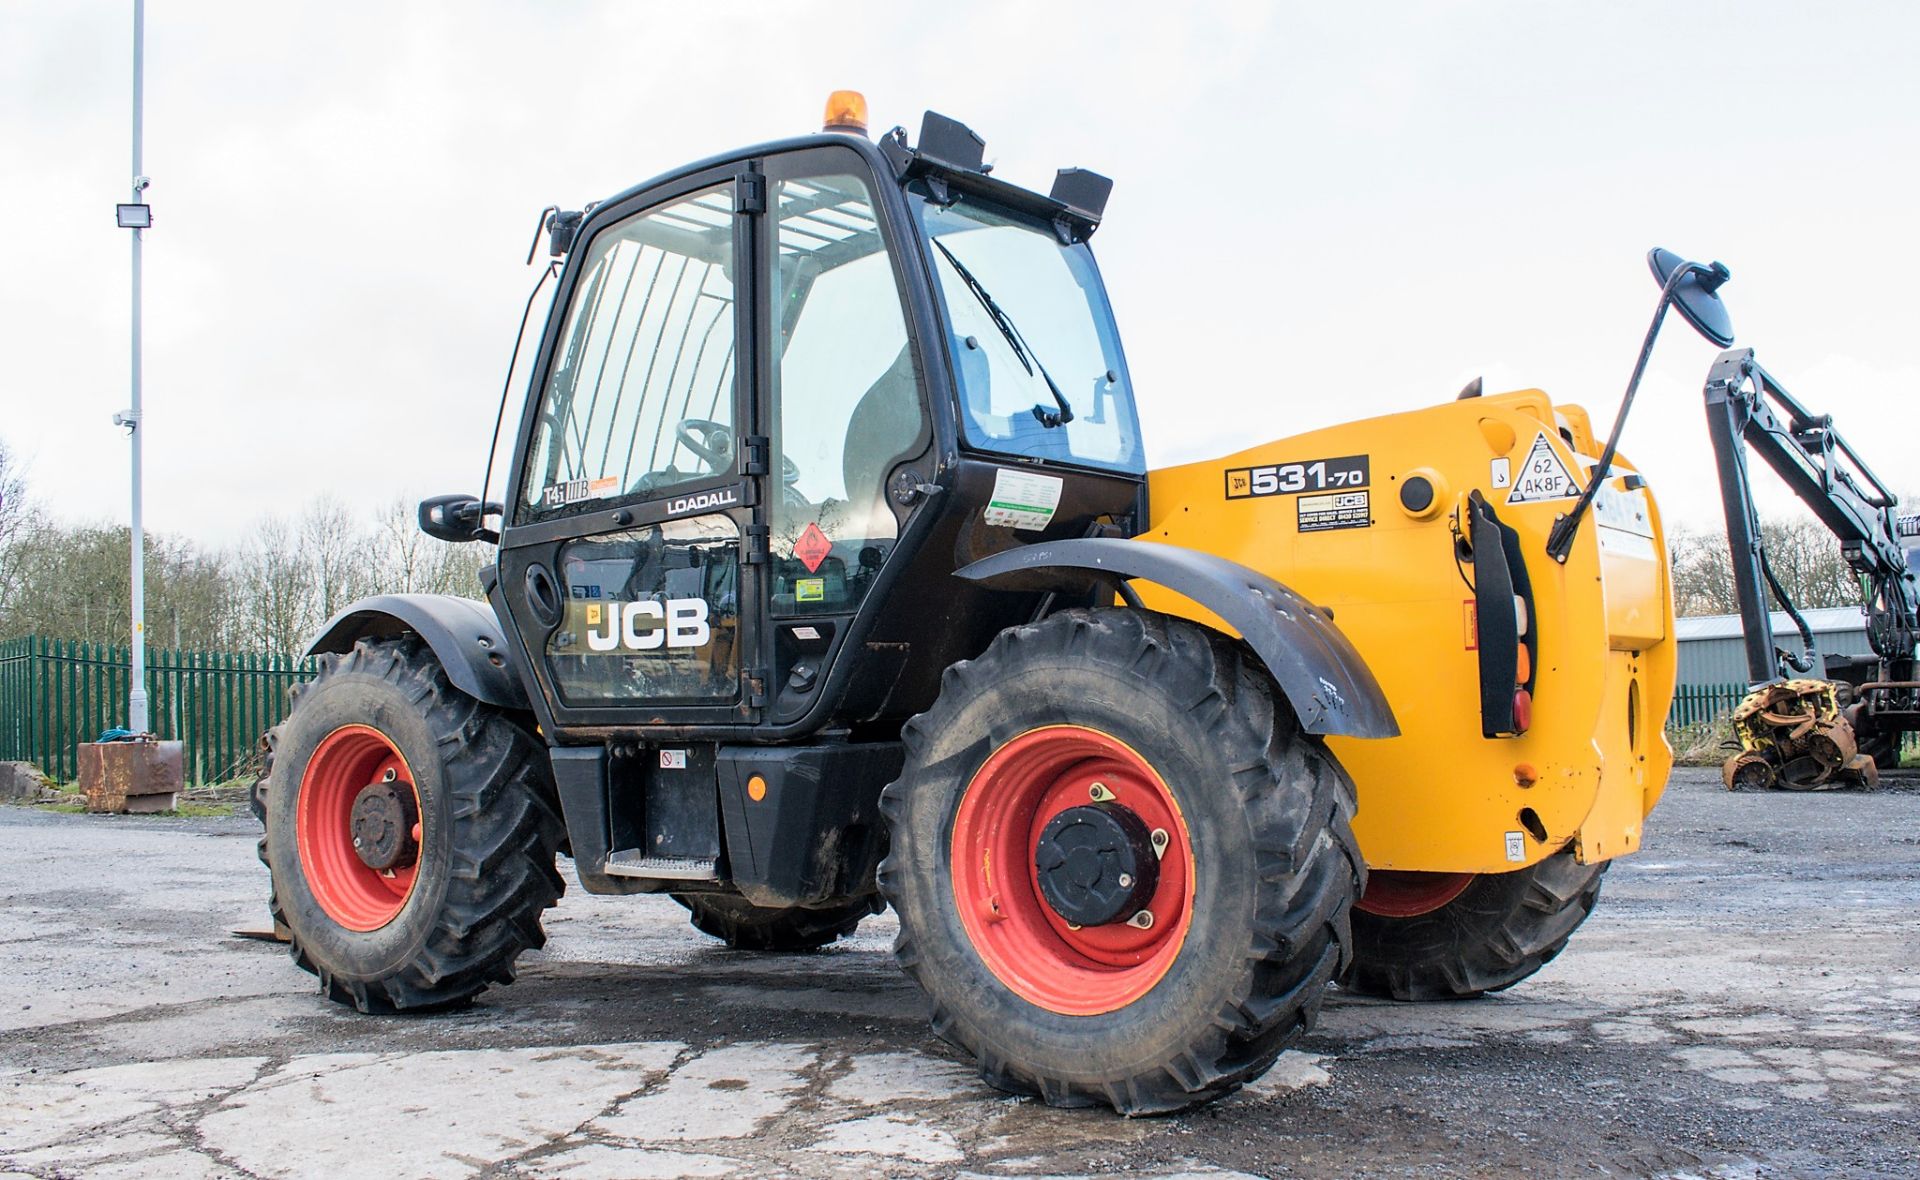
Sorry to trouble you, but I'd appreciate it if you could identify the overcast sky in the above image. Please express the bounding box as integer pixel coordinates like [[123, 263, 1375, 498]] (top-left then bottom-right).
[[4, 1, 1916, 549]]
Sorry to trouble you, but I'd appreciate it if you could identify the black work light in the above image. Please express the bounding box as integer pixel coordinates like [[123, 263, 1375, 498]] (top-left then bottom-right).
[[115, 203, 152, 229]]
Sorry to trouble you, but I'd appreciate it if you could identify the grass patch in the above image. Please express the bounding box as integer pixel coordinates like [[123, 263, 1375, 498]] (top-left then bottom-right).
[[21, 791, 237, 818], [166, 802, 236, 818], [1669, 719, 1736, 767]]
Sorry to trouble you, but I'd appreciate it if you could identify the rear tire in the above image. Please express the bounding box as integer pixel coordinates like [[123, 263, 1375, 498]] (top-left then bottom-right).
[[672, 893, 882, 951], [880, 608, 1362, 1115], [1342, 850, 1605, 1001], [259, 636, 565, 1013]]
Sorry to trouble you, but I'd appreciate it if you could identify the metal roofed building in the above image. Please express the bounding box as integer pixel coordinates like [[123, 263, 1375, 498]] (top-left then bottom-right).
[[1674, 606, 1876, 688]]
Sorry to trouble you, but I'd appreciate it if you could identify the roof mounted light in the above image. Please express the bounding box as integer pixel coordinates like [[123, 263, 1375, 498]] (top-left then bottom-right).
[[822, 90, 869, 136]]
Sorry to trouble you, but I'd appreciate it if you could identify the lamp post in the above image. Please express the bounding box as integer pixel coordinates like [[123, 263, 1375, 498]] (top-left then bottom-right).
[[114, 0, 151, 734]]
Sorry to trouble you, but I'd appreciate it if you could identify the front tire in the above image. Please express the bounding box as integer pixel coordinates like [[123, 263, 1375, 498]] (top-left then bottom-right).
[[1342, 850, 1605, 1001], [260, 637, 565, 1013], [880, 609, 1362, 1115]]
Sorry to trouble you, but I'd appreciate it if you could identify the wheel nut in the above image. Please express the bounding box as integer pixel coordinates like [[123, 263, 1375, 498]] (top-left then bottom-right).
[[1127, 910, 1154, 929], [1117, 873, 1134, 888], [1088, 782, 1115, 802], [1149, 828, 1169, 858]]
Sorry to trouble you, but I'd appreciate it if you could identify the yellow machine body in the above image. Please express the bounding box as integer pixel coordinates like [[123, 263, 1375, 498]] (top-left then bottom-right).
[[1139, 388, 1676, 874]]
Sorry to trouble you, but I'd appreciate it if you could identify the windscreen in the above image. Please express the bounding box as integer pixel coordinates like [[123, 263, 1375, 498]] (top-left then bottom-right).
[[913, 190, 1143, 474]]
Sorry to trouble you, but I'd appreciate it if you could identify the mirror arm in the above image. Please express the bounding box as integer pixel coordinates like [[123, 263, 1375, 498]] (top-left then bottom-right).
[[1544, 262, 1700, 564]]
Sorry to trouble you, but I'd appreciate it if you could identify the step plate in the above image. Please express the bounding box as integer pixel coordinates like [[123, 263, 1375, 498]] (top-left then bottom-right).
[[602, 851, 720, 881]]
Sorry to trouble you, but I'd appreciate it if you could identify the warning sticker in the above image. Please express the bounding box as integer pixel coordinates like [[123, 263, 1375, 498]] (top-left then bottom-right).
[[984, 468, 1064, 531], [1594, 482, 1657, 559], [795, 577, 825, 602], [1505, 432, 1581, 505], [793, 522, 833, 573], [1297, 490, 1371, 533], [1505, 831, 1527, 862]]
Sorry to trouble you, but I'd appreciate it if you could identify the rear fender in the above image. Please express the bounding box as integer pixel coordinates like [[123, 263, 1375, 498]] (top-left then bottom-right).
[[304, 594, 529, 712], [954, 538, 1398, 739]]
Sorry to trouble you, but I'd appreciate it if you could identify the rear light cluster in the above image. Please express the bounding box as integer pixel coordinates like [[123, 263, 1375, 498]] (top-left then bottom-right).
[[1464, 491, 1539, 739], [1510, 595, 1533, 734]]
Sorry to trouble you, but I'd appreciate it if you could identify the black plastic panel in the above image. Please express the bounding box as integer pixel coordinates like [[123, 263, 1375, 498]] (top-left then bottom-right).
[[715, 742, 902, 908]]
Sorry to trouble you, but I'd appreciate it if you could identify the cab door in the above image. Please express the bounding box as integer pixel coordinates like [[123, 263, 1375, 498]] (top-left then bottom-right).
[[754, 146, 934, 725], [496, 169, 767, 731]]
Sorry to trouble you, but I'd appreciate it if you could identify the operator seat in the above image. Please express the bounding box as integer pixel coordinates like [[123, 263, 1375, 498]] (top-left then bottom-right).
[[839, 346, 929, 541]]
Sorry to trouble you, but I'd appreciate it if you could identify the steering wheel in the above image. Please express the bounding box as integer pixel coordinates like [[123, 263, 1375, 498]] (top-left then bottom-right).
[[675, 419, 735, 473], [674, 417, 806, 487]]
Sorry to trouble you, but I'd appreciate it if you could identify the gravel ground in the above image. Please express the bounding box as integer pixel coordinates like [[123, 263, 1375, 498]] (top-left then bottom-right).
[[1, 767, 1916, 1179]]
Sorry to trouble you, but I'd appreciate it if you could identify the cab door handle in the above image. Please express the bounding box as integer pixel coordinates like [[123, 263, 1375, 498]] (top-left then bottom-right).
[[525, 564, 564, 627]]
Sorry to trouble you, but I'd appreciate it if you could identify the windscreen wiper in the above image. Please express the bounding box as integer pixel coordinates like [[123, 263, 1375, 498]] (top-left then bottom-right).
[[931, 237, 1074, 428]]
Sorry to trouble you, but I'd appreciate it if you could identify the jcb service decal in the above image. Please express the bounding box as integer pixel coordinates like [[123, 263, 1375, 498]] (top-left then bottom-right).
[[1224, 454, 1369, 499]]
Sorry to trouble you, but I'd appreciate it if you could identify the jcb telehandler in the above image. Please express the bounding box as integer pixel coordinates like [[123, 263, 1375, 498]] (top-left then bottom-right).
[[258, 93, 1713, 1114]]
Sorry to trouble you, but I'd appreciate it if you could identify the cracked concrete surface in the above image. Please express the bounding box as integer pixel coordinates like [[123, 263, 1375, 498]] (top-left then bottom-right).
[[1, 769, 1916, 1178]]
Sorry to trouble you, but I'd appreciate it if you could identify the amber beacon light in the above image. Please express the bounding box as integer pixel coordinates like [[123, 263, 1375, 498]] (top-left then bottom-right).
[[822, 89, 869, 135]]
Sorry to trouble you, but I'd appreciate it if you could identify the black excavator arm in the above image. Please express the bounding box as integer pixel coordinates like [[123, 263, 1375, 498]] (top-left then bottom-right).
[[1701, 348, 1920, 747]]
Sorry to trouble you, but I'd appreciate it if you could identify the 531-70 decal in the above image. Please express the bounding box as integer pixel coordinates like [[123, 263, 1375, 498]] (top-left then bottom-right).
[[1224, 454, 1369, 499]]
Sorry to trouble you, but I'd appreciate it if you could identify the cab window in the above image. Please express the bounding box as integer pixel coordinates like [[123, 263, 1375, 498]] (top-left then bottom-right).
[[768, 173, 927, 615], [521, 186, 738, 519]]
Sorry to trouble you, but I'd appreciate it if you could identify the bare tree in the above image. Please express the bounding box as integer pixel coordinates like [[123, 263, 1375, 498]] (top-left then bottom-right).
[[301, 497, 371, 622], [242, 516, 317, 658], [0, 440, 37, 621], [1670, 512, 1872, 617]]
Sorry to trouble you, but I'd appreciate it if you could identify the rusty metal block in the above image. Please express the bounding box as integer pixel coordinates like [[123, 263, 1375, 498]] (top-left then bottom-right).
[[77, 741, 184, 814]]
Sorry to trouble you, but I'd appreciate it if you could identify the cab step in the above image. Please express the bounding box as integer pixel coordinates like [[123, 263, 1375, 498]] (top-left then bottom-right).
[[602, 851, 720, 881]]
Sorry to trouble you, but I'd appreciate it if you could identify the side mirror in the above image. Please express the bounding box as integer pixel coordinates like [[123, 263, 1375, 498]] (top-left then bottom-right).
[[418, 494, 502, 544], [1648, 247, 1735, 347], [1544, 247, 1735, 564]]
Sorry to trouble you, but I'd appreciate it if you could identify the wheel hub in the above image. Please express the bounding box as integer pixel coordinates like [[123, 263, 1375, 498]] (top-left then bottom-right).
[[349, 775, 418, 871], [1033, 803, 1157, 927]]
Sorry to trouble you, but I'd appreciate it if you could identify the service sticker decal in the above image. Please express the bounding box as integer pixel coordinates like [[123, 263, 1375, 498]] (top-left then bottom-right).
[[1297, 490, 1372, 533], [1490, 456, 1511, 489], [1505, 831, 1527, 862], [1225, 454, 1368, 499], [984, 468, 1064, 531], [795, 577, 825, 602], [1505, 432, 1580, 504], [542, 476, 619, 508]]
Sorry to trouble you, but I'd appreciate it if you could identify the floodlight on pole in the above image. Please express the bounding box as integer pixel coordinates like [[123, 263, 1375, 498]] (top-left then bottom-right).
[[117, 0, 150, 735]]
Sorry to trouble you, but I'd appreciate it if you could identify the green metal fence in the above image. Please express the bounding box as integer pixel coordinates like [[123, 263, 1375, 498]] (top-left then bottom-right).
[[1667, 682, 1749, 732], [0, 637, 314, 784]]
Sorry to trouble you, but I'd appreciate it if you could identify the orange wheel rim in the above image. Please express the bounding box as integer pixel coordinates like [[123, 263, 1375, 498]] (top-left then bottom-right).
[[1356, 870, 1475, 918], [296, 724, 423, 931], [949, 725, 1194, 1016]]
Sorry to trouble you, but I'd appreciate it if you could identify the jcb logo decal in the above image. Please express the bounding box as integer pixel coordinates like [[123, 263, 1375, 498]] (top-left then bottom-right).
[[585, 599, 712, 651], [1224, 454, 1369, 499]]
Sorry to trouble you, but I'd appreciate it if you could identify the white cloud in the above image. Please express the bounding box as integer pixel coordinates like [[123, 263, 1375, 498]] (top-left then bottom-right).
[[2, 1, 1914, 544]]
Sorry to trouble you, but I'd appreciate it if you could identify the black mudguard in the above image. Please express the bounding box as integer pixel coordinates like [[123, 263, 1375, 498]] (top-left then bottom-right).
[[954, 537, 1398, 739], [304, 594, 529, 712]]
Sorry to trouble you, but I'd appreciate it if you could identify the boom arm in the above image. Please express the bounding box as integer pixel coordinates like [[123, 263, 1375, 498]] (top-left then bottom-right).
[[1701, 347, 1920, 683]]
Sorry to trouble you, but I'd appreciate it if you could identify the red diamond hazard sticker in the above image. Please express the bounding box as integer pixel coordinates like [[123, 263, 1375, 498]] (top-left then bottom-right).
[[793, 522, 832, 573]]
